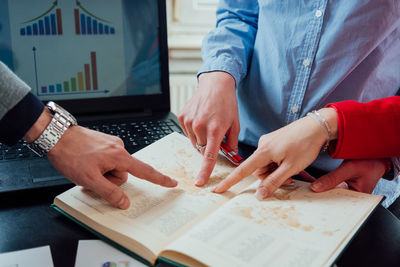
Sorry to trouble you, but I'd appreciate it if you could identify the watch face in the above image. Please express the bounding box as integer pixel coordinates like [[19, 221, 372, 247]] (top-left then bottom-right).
[[46, 101, 77, 125], [47, 101, 57, 112]]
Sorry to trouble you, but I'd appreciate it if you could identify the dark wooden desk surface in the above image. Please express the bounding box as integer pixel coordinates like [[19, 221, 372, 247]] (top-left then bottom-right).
[[1, 185, 400, 267]]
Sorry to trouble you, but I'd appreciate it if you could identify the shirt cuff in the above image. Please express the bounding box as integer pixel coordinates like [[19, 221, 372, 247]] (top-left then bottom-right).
[[0, 92, 44, 146], [197, 55, 245, 87]]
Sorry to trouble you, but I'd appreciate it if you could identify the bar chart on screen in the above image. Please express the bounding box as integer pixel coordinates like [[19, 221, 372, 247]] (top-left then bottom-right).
[[34, 49, 109, 96], [20, 8, 63, 36], [8, 0, 125, 100], [19, 0, 116, 36], [74, 1, 116, 35]]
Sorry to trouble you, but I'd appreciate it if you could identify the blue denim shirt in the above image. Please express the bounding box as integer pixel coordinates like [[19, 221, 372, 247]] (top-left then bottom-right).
[[198, 0, 400, 206]]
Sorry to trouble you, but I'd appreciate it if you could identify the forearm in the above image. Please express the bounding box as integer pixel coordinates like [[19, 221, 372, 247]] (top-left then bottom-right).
[[23, 107, 51, 143], [0, 62, 31, 119], [0, 92, 44, 146], [198, 0, 259, 86], [0, 61, 46, 146]]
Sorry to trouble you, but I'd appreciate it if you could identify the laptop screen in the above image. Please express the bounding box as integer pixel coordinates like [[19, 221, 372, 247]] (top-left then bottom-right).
[[0, 0, 170, 114]]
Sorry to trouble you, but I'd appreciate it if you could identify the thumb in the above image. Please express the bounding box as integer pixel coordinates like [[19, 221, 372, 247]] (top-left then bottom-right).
[[311, 163, 353, 193]]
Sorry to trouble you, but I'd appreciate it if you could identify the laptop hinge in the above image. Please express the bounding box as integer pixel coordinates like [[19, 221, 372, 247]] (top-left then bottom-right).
[[76, 108, 153, 122]]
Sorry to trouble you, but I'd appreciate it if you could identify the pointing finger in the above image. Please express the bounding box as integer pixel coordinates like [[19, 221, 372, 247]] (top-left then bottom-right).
[[117, 152, 178, 188], [195, 136, 221, 186], [213, 151, 271, 193]]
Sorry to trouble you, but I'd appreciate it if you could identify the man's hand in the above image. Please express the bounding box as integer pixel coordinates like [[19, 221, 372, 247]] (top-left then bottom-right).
[[47, 126, 177, 209], [311, 159, 387, 193], [178, 71, 239, 186], [213, 115, 328, 198]]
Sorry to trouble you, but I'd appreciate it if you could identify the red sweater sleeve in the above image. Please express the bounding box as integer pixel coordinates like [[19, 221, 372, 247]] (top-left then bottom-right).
[[326, 96, 400, 159]]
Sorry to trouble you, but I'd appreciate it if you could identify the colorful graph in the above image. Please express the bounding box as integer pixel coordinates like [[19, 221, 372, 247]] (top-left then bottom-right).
[[74, 8, 115, 35], [38, 51, 107, 96], [20, 8, 63, 36], [19, 0, 115, 36]]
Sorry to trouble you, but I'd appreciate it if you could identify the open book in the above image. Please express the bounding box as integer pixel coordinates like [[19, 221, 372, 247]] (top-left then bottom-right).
[[53, 133, 382, 267]]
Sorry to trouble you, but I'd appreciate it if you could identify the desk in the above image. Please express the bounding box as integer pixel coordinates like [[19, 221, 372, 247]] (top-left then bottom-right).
[[2, 138, 400, 267], [1, 185, 400, 266]]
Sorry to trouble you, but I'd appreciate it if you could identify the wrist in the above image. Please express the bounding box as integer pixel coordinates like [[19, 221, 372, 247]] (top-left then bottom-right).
[[317, 108, 338, 140], [306, 108, 338, 152], [25, 101, 77, 156], [198, 71, 236, 91], [23, 107, 52, 143]]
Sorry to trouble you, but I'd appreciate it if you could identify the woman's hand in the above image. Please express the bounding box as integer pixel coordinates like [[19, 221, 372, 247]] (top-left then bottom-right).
[[213, 108, 338, 199]]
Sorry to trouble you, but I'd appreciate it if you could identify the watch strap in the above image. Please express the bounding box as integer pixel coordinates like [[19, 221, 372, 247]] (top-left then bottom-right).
[[27, 103, 77, 157]]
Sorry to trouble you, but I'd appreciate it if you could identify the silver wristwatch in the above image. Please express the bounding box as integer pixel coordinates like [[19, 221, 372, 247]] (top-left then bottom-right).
[[28, 101, 77, 157]]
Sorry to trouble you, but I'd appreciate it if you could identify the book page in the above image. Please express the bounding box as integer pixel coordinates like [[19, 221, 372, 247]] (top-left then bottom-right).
[[54, 133, 256, 263], [162, 180, 382, 267]]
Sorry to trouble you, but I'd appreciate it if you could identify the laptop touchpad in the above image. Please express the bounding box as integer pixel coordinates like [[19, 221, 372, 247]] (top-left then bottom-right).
[[29, 161, 64, 183]]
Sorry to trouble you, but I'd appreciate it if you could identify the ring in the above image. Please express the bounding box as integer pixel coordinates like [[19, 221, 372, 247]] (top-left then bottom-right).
[[196, 143, 206, 152]]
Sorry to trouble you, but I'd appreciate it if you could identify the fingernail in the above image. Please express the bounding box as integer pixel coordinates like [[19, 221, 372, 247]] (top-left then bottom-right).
[[255, 187, 268, 201], [336, 181, 348, 189], [118, 197, 127, 209], [311, 180, 322, 191], [169, 178, 178, 187], [195, 177, 204, 187], [212, 185, 220, 193]]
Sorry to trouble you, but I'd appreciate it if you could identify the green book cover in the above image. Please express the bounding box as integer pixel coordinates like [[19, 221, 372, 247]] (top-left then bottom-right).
[[51, 204, 188, 267]]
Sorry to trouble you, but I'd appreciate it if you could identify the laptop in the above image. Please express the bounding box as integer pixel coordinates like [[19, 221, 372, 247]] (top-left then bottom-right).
[[0, 0, 183, 193]]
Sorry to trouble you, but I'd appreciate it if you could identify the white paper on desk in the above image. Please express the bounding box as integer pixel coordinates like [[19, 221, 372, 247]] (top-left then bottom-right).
[[0, 245, 54, 267], [74, 240, 147, 267]]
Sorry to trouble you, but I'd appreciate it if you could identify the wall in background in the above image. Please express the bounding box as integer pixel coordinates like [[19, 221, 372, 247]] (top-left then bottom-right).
[[166, 0, 217, 114]]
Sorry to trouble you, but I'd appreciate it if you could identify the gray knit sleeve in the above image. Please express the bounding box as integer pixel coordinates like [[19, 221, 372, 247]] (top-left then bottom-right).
[[0, 61, 31, 120]]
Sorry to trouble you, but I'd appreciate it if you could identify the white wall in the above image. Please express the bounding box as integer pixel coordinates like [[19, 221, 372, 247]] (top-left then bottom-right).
[[166, 0, 217, 115]]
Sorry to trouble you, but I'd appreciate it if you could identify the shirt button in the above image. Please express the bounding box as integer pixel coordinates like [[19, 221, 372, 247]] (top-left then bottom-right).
[[291, 105, 299, 113], [303, 58, 311, 67], [315, 10, 323, 18]]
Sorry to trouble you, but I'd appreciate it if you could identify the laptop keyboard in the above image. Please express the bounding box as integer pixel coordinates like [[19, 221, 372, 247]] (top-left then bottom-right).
[[0, 119, 182, 160], [85, 119, 182, 153], [0, 141, 39, 160]]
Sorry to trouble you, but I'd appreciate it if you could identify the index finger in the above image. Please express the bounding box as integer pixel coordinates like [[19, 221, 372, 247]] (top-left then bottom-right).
[[118, 152, 178, 188], [213, 151, 269, 193], [195, 136, 222, 186]]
